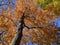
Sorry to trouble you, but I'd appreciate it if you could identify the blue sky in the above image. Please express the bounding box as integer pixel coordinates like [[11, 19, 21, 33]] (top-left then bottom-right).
[[54, 17, 60, 27], [0, 0, 16, 13], [25, 40, 38, 45]]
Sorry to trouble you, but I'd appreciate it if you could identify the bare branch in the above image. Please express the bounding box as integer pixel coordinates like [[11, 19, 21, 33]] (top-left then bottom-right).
[[24, 24, 43, 29]]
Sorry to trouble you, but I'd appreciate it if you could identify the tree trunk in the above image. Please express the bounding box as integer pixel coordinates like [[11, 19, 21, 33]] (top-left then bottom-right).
[[10, 13, 25, 45]]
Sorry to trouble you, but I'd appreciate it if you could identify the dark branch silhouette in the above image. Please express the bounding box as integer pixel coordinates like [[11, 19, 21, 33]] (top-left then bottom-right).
[[10, 12, 25, 45], [14, 12, 25, 45], [24, 24, 43, 29], [0, 30, 7, 45]]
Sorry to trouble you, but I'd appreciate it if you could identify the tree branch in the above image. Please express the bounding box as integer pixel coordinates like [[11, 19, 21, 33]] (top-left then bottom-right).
[[24, 24, 43, 29]]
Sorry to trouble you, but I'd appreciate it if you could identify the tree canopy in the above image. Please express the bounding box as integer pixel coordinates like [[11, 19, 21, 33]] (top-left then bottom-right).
[[0, 0, 60, 45]]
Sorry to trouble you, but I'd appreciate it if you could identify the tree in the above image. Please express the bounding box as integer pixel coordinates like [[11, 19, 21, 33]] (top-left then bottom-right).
[[11, 0, 59, 45], [0, 0, 60, 45]]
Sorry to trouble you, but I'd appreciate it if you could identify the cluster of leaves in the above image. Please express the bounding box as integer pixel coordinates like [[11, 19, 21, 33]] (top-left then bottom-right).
[[0, 14, 16, 45], [0, 0, 16, 45], [33, 0, 60, 11], [33, 0, 60, 16]]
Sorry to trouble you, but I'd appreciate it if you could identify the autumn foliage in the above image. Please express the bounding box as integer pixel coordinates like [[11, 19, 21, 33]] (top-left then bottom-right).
[[0, 0, 60, 45]]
